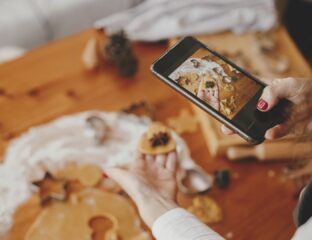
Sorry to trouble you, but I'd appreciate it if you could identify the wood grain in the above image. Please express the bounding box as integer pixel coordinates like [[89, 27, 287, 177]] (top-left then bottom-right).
[[0, 28, 304, 240]]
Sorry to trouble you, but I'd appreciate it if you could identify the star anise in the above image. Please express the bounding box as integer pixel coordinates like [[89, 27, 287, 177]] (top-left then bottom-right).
[[149, 132, 170, 147], [33, 172, 69, 206]]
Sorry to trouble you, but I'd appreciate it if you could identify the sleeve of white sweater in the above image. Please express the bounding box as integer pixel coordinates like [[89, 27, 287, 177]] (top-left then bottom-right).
[[152, 208, 225, 240], [291, 217, 312, 240], [152, 208, 312, 240]]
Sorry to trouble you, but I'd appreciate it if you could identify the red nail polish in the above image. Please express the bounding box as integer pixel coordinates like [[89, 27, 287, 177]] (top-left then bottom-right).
[[257, 98, 268, 111]]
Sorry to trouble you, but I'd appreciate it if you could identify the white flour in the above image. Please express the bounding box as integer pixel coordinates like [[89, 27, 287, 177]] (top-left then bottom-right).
[[0, 111, 194, 235]]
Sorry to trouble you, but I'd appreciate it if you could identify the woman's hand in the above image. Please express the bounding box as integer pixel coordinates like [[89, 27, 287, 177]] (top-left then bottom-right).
[[221, 77, 312, 140], [105, 152, 179, 228]]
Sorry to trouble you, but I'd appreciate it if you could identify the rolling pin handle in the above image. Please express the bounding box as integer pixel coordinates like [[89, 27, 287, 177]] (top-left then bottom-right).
[[227, 146, 256, 161]]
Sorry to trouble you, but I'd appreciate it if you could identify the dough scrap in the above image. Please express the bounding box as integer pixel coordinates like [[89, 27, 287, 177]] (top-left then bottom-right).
[[55, 164, 103, 187], [25, 188, 151, 240]]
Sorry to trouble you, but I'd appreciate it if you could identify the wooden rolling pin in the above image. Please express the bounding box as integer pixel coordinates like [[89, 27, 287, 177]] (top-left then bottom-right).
[[226, 141, 312, 161]]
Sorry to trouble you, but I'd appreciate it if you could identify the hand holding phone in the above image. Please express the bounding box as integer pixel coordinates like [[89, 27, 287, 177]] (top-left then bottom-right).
[[222, 77, 310, 140], [151, 37, 291, 144]]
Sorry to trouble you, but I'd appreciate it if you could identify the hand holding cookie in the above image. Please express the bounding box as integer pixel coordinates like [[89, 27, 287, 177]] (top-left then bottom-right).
[[105, 152, 178, 228], [105, 123, 179, 227]]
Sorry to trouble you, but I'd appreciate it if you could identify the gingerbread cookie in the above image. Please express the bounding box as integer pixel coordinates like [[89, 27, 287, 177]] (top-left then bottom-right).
[[138, 122, 176, 155], [187, 195, 222, 224], [33, 172, 69, 206], [167, 109, 198, 134]]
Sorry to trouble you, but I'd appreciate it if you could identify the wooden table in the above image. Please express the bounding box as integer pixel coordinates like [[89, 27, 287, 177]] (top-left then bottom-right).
[[0, 28, 307, 240]]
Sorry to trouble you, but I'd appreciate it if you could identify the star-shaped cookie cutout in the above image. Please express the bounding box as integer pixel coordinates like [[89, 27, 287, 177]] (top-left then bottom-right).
[[33, 172, 69, 206], [167, 109, 198, 134]]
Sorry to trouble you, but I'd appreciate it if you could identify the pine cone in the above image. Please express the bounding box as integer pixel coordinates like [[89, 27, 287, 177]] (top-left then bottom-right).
[[116, 55, 138, 77], [104, 31, 138, 77], [105, 45, 132, 64], [104, 32, 130, 63]]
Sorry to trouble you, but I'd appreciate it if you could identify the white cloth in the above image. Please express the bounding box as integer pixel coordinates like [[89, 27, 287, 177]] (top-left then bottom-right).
[[0, 46, 25, 64], [0, 0, 140, 49], [95, 0, 277, 41], [152, 208, 312, 240]]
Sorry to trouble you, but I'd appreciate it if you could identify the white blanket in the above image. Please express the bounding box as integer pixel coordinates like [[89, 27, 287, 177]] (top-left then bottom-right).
[[95, 0, 277, 41]]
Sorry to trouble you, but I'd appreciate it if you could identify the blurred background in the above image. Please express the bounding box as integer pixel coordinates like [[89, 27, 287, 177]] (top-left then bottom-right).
[[0, 0, 311, 64], [0, 1, 311, 239]]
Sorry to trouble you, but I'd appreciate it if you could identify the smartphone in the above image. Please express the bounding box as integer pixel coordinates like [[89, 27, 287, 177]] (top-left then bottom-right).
[[151, 36, 289, 144]]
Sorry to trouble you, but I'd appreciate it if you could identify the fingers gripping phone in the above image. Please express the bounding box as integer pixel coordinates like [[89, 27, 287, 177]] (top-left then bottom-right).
[[151, 36, 289, 144]]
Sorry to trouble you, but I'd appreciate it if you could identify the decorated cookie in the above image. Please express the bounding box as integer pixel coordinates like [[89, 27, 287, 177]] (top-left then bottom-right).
[[138, 122, 176, 155]]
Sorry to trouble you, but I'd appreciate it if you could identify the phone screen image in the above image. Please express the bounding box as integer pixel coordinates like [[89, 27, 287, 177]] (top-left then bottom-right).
[[168, 48, 262, 120]]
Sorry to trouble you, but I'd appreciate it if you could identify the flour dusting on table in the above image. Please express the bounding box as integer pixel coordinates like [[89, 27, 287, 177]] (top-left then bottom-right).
[[0, 111, 193, 234]]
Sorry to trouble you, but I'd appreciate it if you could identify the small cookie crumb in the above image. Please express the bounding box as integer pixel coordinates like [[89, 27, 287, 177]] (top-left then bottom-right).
[[268, 170, 276, 178], [2, 132, 15, 141], [0, 88, 6, 96], [226, 231, 233, 239], [66, 89, 78, 99], [27, 88, 40, 97], [232, 172, 240, 179]]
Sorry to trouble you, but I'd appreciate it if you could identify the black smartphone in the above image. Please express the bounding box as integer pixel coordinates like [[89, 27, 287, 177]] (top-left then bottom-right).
[[151, 36, 289, 144]]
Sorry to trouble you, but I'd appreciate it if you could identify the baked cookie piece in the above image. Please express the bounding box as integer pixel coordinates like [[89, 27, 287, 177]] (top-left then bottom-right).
[[139, 122, 176, 155], [176, 72, 200, 95], [187, 195, 222, 224]]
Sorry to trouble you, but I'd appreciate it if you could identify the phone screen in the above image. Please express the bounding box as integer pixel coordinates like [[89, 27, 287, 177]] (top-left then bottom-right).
[[168, 48, 262, 120]]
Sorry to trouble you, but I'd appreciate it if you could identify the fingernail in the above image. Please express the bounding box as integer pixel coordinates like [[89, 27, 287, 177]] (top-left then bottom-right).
[[257, 98, 268, 111], [102, 171, 108, 178]]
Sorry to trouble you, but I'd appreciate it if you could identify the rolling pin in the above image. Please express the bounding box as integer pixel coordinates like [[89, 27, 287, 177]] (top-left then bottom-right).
[[226, 141, 312, 161]]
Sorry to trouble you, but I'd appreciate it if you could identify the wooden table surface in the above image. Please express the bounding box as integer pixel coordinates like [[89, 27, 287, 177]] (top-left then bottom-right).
[[0, 28, 308, 240]]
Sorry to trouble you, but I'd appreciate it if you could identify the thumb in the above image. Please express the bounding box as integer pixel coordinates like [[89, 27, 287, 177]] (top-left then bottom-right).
[[257, 78, 296, 112]]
